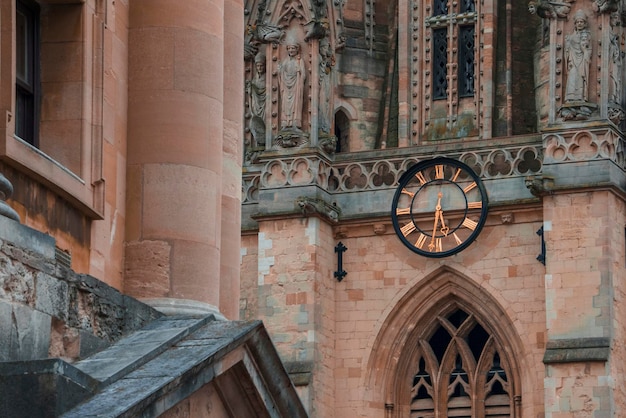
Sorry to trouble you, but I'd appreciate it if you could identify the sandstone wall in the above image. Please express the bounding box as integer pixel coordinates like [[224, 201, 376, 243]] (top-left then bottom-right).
[[0, 216, 160, 362]]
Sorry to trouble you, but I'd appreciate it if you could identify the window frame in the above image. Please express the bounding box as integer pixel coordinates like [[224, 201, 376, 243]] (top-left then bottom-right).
[[15, 0, 40, 147], [0, 0, 105, 219]]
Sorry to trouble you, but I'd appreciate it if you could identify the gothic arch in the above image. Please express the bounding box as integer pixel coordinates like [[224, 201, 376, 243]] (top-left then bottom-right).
[[333, 100, 357, 152], [364, 265, 524, 417]]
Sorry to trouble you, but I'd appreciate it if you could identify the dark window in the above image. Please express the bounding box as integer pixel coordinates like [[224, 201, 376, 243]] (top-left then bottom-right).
[[428, 0, 476, 101], [432, 28, 448, 100], [460, 0, 476, 13], [458, 25, 475, 97], [15, 0, 39, 146], [433, 0, 448, 16]]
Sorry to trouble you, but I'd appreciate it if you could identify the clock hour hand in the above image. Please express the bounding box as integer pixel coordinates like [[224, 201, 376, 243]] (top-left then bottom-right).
[[439, 211, 450, 236]]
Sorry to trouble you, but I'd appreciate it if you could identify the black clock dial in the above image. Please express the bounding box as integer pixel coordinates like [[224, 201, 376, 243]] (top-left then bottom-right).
[[391, 157, 489, 257]]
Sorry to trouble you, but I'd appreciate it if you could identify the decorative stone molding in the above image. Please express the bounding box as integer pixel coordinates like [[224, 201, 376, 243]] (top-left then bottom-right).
[[0, 172, 20, 222], [543, 128, 625, 167], [295, 196, 341, 222], [243, 144, 543, 204]]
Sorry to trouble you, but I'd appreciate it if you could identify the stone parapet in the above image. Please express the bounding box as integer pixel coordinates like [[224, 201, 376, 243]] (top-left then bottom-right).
[[243, 137, 543, 229]]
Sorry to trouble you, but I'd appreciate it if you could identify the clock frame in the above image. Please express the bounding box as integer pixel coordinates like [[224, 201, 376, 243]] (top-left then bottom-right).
[[391, 157, 489, 258]]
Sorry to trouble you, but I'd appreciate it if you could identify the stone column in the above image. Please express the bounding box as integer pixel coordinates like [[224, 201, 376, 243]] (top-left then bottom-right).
[[125, 0, 225, 309], [219, 0, 244, 319]]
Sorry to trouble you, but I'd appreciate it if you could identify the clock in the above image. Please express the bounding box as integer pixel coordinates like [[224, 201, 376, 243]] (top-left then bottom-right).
[[391, 157, 489, 257]]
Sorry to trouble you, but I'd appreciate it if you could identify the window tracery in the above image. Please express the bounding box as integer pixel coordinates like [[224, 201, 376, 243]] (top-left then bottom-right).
[[415, 0, 481, 141], [409, 307, 513, 418]]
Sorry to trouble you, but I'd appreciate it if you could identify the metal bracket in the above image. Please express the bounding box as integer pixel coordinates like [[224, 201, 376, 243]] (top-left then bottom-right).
[[334, 241, 347, 281], [537, 226, 546, 265]]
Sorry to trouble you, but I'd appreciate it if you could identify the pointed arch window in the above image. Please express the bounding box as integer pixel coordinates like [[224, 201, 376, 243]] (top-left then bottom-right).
[[427, 0, 476, 100], [409, 308, 513, 417]]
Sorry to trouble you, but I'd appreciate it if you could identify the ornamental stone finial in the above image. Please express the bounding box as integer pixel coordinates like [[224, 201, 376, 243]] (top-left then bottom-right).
[[0, 172, 20, 222]]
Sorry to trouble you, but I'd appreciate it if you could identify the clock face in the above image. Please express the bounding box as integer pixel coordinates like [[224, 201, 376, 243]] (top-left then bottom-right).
[[391, 157, 489, 258]]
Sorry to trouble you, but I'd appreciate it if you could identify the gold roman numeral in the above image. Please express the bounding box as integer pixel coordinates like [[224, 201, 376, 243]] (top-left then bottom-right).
[[462, 217, 478, 230], [435, 238, 442, 252], [401, 188, 415, 198], [451, 168, 462, 182], [435, 165, 444, 179], [463, 182, 477, 193], [467, 201, 482, 209], [396, 207, 411, 216], [453, 233, 463, 245], [415, 233, 427, 249], [401, 222, 416, 236], [415, 171, 428, 185]]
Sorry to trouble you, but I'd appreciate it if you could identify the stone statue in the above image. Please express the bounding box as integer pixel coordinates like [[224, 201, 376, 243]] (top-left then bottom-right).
[[565, 10, 591, 103], [608, 11, 625, 124], [278, 41, 306, 131], [609, 12, 623, 104], [247, 53, 267, 145], [318, 38, 334, 134]]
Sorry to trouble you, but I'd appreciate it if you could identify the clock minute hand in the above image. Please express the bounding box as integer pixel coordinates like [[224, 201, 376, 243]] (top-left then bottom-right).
[[429, 193, 443, 251]]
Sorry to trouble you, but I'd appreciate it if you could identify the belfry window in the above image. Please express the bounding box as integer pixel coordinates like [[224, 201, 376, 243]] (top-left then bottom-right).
[[410, 308, 512, 417], [427, 0, 476, 100]]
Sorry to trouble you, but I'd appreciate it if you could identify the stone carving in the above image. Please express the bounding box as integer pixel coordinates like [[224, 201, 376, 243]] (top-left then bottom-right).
[[544, 128, 625, 167], [248, 23, 285, 44], [592, 0, 618, 14], [528, 0, 573, 19], [278, 41, 307, 132], [525, 175, 554, 196], [565, 10, 591, 102], [247, 0, 285, 44], [305, 0, 329, 41], [244, 144, 543, 202], [295, 196, 340, 222], [608, 11, 625, 124], [560, 10, 595, 120], [247, 53, 267, 145], [318, 38, 334, 135]]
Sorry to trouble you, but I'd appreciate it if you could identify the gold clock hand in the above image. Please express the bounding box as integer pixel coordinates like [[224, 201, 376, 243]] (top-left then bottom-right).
[[440, 211, 449, 236], [429, 192, 443, 251], [429, 210, 440, 251]]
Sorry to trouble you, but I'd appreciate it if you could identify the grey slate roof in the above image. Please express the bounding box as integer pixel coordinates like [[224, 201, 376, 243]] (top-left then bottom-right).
[[1, 314, 307, 418]]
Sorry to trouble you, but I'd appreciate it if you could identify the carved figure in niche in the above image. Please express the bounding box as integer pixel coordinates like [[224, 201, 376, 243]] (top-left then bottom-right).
[[608, 11, 625, 123], [609, 12, 623, 104], [565, 10, 592, 103], [318, 38, 335, 134], [278, 41, 306, 131], [247, 53, 267, 145], [528, 0, 573, 19]]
